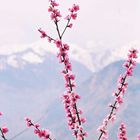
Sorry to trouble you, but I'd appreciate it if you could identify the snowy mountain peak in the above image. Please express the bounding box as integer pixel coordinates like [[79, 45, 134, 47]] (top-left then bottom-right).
[[0, 39, 140, 72]]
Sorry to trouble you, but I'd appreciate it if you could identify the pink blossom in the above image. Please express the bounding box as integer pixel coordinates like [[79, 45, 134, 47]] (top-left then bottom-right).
[[110, 114, 116, 122], [97, 48, 138, 140], [83, 131, 88, 137], [50, 13, 56, 20], [50, 9, 61, 20], [0, 112, 3, 116], [1, 127, 8, 134], [50, 0, 59, 7], [71, 13, 77, 20], [38, 28, 47, 38], [70, 74, 75, 80], [129, 48, 138, 58], [25, 117, 32, 127], [97, 126, 108, 140], [48, 37, 53, 43], [55, 40, 62, 48], [63, 44, 70, 50], [127, 59, 136, 66], [64, 56, 70, 65], [118, 123, 128, 140], [116, 96, 123, 104], [65, 15, 70, 20], [118, 75, 124, 84], [78, 108, 83, 115], [39, 1, 85, 139], [67, 23, 73, 28], [65, 63, 72, 71], [53, 9, 61, 17], [48, 0, 62, 21], [80, 118, 86, 123], [69, 4, 80, 13], [126, 67, 133, 76], [25, 118, 53, 140], [72, 4, 80, 12], [48, 7, 53, 12], [34, 124, 40, 129]]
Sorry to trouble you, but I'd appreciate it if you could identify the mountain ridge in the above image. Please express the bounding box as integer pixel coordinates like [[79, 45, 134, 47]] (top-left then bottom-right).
[[0, 39, 140, 72]]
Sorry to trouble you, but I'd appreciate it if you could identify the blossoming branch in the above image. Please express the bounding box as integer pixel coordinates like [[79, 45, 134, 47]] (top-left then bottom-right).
[[97, 48, 138, 140], [30, 0, 87, 140], [25, 117, 53, 140], [118, 123, 128, 140], [25, 0, 139, 140], [0, 112, 8, 140]]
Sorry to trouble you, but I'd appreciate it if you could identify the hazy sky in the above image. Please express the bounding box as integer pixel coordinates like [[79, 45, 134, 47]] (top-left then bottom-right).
[[0, 0, 140, 48]]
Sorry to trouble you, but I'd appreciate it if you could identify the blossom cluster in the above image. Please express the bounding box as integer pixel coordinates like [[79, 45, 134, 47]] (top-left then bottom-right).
[[0, 0, 139, 140], [58, 41, 88, 139], [48, 0, 79, 22], [118, 123, 127, 140], [97, 48, 138, 140], [35, 0, 140, 140], [48, 0, 61, 22], [38, 1, 80, 41], [38, 28, 55, 43], [25, 117, 52, 140], [0, 112, 8, 140], [112, 49, 138, 109], [66, 3, 80, 21], [38, 1, 87, 140]]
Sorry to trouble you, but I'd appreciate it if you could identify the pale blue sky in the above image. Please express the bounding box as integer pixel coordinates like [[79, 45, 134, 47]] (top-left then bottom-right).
[[0, 0, 140, 48]]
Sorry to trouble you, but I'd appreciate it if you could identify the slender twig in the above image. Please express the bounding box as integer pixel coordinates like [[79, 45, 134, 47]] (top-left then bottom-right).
[[97, 62, 132, 140], [0, 128, 7, 140], [54, 17, 85, 140], [29, 121, 52, 140], [60, 18, 71, 39], [54, 21, 61, 39]]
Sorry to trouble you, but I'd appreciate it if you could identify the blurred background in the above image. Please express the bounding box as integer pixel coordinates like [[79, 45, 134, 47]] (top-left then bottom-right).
[[0, 0, 140, 139]]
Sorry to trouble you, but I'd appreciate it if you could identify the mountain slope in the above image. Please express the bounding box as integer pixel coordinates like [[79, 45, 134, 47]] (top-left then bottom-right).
[[0, 59, 139, 140], [0, 52, 92, 140], [77, 61, 140, 140]]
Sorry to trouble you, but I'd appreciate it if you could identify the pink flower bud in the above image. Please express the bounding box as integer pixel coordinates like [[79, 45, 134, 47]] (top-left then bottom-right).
[[71, 13, 77, 20], [38, 28, 47, 38], [0, 112, 3, 116], [1, 126, 8, 134], [68, 23, 73, 28]]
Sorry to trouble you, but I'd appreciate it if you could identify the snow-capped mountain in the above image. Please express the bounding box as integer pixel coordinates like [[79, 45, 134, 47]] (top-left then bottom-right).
[[0, 59, 139, 140], [0, 39, 140, 72], [0, 49, 92, 140], [78, 61, 140, 140], [0, 40, 139, 140]]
